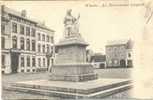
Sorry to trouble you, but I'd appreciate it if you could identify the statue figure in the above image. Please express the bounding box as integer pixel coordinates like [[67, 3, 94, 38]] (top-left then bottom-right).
[[64, 9, 80, 38]]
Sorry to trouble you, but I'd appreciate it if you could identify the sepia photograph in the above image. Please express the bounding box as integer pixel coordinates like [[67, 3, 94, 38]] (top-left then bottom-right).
[[0, 0, 153, 99]]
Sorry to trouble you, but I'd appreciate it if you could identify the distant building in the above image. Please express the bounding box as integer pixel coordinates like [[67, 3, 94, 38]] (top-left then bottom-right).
[[105, 39, 133, 68], [91, 53, 106, 69], [1, 5, 55, 74]]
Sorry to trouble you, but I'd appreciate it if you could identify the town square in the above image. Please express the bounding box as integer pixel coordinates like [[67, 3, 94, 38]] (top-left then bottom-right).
[[1, 0, 153, 99]]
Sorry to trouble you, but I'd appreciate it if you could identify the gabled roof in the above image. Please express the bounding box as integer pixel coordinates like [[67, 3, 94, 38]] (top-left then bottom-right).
[[91, 54, 106, 62]]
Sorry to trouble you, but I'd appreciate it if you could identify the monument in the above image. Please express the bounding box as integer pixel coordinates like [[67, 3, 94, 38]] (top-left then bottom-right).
[[6, 10, 132, 99], [50, 9, 97, 82]]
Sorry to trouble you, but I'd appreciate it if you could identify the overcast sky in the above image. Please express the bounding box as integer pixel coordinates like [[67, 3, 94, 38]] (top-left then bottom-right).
[[2, 1, 145, 53]]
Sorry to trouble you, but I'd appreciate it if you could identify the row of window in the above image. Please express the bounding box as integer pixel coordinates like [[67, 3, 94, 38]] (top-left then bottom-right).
[[107, 52, 131, 59], [38, 58, 48, 67], [12, 22, 54, 43], [20, 56, 36, 67], [20, 56, 50, 68], [37, 43, 53, 53], [12, 22, 36, 37], [106, 46, 125, 52], [21, 69, 36, 73], [12, 36, 36, 51], [38, 33, 54, 43], [2, 36, 54, 53], [108, 60, 118, 65]]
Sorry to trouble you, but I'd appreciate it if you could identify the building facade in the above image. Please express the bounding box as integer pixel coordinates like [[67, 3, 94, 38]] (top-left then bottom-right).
[[105, 39, 133, 68], [1, 5, 55, 74], [91, 53, 106, 69]]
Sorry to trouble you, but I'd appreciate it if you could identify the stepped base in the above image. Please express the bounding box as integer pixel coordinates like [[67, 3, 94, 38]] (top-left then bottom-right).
[[5, 78, 132, 99], [50, 64, 98, 82], [50, 73, 98, 82]]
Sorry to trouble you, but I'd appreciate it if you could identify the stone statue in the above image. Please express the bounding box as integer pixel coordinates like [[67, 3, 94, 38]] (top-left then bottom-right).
[[64, 9, 80, 38]]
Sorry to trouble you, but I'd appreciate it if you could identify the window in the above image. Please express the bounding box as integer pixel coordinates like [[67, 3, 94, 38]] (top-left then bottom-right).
[[20, 37, 24, 50], [12, 36, 17, 48], [27, 69, 30, 72], [47, 35, 49, 42], [21, 70, 24, 72], [51, 36, 54, 43], [2, 55, 5, 66], [32, 40, 36, 51], [128, 53, 131, 58], [20, 25, 24, 34], [127, 60, 133, 67], [42, 34, 45, 41], [26, 39, 30, 50], [20, 57, 24, 67], [51, 46, 53, 54], [47, 44, 49, 53], [32, 69, 35, 72], [12, 22, 17, 33], [1, 24, 5, 34], [38, 33, 41, 41], [38, 58, 41, 67], [43, 58, 45, 67], [43, 45, 45, 53], [32, 57, 35, 67], [1, 37, 5, 49], [27, 56, 30, 67], [38, 44, 41, 52], [26, 27, 30, 36], [31, 28, 36, 37]]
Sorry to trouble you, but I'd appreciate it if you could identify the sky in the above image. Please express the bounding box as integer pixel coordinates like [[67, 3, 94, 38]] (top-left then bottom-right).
[[2, 1, 144, 53]]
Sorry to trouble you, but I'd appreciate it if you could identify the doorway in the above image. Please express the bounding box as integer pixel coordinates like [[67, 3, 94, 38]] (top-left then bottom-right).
[[120, 59, 126, 67], [100, 63, 105, 69], [11, 52, 20, 73]]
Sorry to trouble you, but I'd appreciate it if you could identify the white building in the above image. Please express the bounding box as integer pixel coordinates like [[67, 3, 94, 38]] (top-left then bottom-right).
[[1, 5, 55, 74], [105, 39, 133, 68]]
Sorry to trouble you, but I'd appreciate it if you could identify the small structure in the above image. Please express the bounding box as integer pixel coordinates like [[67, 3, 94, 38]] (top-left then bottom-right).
[[105, 39, 133, 68], [91, 53, 106, 69]]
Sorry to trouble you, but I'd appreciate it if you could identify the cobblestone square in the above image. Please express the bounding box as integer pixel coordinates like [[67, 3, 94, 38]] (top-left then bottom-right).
[[2, 68, 133, 99]]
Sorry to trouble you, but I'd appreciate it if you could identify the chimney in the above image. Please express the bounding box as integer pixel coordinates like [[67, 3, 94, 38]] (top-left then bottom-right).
[[21, 10, 26, 17]]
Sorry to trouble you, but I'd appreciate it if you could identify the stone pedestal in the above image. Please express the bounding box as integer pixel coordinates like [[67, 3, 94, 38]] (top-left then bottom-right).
[[50, 64, 97, 82], [50, 36, 97, 82]]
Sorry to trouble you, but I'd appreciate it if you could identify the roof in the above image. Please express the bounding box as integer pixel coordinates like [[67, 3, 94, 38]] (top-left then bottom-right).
[[2, 5, 55, 32], [2, 5, 38, 23], [91, 54, 106, 62], [106, 39, 129, 46], [37, 23, 55, 32]]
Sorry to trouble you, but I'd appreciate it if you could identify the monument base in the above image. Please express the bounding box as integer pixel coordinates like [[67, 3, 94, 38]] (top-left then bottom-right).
[[50, 63, 98, 82], [5, 78, 132, 99]]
